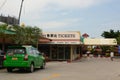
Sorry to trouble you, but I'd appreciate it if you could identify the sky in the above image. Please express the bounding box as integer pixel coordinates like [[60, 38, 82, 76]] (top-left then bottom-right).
[[0, 0, 120, 38]]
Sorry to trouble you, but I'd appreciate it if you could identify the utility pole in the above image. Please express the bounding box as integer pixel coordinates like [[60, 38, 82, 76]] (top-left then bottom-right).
[[18, 0, 24, 25]]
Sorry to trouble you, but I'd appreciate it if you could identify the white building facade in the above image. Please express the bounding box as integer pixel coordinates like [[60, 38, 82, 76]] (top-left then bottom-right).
[[39, 31, 83, 61]]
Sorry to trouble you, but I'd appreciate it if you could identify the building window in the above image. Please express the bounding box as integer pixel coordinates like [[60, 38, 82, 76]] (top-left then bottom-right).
[[51, 34, 53, 37], [54, 34, 57, 38], [47, 34, 50, 37]]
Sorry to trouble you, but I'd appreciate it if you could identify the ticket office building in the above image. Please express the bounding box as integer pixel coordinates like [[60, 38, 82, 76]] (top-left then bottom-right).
[[39, 31, 82, 61]]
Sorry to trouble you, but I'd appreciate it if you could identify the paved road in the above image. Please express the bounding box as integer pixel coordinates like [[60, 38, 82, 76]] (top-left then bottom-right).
[[0, 57, 120, 80]]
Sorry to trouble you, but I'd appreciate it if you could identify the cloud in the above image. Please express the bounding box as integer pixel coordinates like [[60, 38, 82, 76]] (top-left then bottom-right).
[[24, 0, 110, 13], [40, 21, 68, 29], [0, 0, 110, 16], [37, 18, 82, 31], [50, 0, 109, 9], [0, 0, 21, 16], [99, 23, 120, 31], [0, 0, 112, 33]]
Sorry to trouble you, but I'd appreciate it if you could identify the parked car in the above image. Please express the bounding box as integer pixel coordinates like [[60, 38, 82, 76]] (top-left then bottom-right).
[[0, 50, 5, 68], [3, 45, 46, 72]]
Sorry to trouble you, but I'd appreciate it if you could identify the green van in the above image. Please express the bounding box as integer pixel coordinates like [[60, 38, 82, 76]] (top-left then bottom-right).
[[3, 45, 46, 72]]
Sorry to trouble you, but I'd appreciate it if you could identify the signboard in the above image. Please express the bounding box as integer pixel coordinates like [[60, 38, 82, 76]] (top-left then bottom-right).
[[42, 31, 81, 44], [47, 41, 81, 44], [84, 38, 117, 45]]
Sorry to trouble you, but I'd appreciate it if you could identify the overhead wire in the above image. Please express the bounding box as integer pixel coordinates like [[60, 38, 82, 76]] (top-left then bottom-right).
[[0, 0, 7, 11]]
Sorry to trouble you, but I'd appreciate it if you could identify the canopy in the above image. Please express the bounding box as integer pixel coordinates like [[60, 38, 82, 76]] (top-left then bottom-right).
[[0, 30, 15, 34]]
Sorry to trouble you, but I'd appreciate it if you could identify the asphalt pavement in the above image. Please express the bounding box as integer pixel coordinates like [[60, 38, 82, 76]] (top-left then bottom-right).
[[0, 57, 120, 80]]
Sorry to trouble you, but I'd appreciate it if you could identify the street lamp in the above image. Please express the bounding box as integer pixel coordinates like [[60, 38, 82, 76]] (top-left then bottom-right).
[[18, 0, 24, 25]]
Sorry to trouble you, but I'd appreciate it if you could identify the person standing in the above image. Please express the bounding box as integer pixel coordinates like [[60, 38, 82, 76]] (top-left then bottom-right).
[[110, 51, 114, 61], [86, 50, 90, 57]]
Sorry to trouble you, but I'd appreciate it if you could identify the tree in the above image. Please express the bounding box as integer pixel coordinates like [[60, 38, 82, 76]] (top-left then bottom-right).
[[0, 24, 42, 50], [101, 29, 120, 45], [30, 26, 42, 48], [101, 29, 120, 38], [117, 36, 120, 45], [11, 25, 42, 47], [23, 26, 42, 47]]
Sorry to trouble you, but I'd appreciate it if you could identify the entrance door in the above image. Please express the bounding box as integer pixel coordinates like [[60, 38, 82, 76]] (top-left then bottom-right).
[[51, 46, 57, 60], [51, 45, 70, 60], [58, 46, 65, 60], [65, 46, 70, 59]]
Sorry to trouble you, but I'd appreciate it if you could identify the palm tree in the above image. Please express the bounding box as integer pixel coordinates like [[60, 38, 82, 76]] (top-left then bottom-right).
[[24, 26, 42, 47], [101, 29, 120, 38], [11, 25, 42, 47], [31, 26, 42, 48], [117, 36, 120, 45], [0, 24, 42, 50], [101, 29, 120, 45]]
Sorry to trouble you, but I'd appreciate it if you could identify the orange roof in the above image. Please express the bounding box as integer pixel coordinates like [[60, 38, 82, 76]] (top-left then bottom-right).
[[39, 36, 52, 43]]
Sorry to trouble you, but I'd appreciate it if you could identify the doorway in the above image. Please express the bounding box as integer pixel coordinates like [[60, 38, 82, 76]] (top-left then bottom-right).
[[51, 45, 70, 60], [58, 46, 65, 60]]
